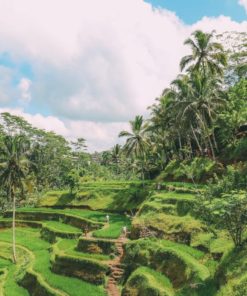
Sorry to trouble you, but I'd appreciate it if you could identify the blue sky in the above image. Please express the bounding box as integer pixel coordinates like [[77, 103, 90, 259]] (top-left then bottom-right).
[[146, 0, 247, 23]]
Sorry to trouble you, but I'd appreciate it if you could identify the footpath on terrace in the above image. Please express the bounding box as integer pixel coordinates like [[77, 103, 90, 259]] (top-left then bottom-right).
[[84, 223, 128, 296]]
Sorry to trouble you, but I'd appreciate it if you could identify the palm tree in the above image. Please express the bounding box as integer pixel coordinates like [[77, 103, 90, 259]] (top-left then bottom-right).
[[174, 71, 226, 159], [168, 74, 204, 155], [0, 135, 30, 263], [119, 116, 149, 182], [111, 144, 121, 174], [180, 30, 227, 76]]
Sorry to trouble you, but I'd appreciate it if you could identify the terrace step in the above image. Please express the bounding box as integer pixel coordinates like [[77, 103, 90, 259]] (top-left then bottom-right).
[[110, 267, 124, 272], [139, 226, 156, 238]]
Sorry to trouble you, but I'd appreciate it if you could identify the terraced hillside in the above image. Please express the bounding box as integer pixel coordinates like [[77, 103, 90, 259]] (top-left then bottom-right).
[[0, 205, 132, 296], [0, 182, 244, 296]]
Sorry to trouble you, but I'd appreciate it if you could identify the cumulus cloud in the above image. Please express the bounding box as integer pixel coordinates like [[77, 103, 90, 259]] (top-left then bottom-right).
[[0, 0, 246, 150], [0, 107, 128, 151], [18, 78, 32, 104], [239, 0, 247, 13], [0, 0, 189, 122], [0, 107, 68, 137]]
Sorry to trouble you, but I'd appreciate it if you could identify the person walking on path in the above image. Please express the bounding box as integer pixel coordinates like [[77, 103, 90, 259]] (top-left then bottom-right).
[[122, 226, 127, 237], [84, 225, 88, 238]]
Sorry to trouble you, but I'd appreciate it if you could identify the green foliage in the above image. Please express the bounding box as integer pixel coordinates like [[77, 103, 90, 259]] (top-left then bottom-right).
[[138, 192, 196, 217], [124, 238, 210, 287], [180, 30, 227, 76], [0, 244, 30, 296], [206, 165, 247, 197], [40, 224, 81, 244], [77, 237, 116, 255], [0, 227, 106, 296], [54, 239, 110, 261], [160, 158, 222, 183], [92, 216, 131, 239], [52, 253, 109, 285], [64, 169, 80, 194], [197, 191, 247, 246], [119, 115, 150, 181], [216, 245, 247, 295], [132, 212, 204, 243], [122, 266, 174, 296], [39, 182, 149, 211], [217, 78, 247, 160]]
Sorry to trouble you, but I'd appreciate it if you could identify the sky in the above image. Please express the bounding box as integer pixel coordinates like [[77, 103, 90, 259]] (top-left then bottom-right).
[[146, 0, 247, 23], [0, 0, 246, 151]]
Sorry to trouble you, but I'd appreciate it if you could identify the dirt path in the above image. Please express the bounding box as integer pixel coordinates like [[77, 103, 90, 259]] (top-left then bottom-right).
[[106, 234, 127, 296], [82, 224, 127, 296]]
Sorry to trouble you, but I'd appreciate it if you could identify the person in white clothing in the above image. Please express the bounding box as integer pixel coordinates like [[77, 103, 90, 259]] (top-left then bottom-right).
[[122, 226, 127, 237]]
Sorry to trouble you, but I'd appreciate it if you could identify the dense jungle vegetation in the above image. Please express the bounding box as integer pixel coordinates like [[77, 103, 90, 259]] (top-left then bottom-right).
[[0, 30, 246, 296]]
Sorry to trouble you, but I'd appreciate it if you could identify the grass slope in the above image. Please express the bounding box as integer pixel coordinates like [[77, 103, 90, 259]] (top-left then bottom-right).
[[38, 182, 149, 211], [123, 266, 174, 296], [0, 228, 106, 296], [13, 207, 130, 239]]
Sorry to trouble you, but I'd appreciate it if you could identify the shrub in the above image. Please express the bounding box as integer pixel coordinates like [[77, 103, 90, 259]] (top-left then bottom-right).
[[157, 158, 223, 183], [206, 165, 247, 197], [196, 191, 247, 247]]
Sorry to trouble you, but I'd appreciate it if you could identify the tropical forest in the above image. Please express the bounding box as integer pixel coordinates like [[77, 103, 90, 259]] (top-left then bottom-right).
[[0, 3, 247, 296]]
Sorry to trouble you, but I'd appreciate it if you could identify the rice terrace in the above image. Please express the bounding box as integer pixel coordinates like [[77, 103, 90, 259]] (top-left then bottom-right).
[[0, 0, 246, 295]]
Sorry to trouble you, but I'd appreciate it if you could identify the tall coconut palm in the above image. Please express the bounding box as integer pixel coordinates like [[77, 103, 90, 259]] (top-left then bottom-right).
[[0, 135, 30, 263], [111, 144, 121, 174], [119, 116, 149, 181], [174, 71, 226, 159], [180, 30, 227, 76], [169, 74, 204, 155]]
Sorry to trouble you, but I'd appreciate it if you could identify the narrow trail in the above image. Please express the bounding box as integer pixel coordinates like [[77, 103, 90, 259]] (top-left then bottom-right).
[[106, 234, 127, 296], [82, 224, 127, 296]]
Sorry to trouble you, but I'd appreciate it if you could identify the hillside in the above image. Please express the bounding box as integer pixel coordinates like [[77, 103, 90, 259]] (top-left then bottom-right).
[[0, 180, 245, 296]]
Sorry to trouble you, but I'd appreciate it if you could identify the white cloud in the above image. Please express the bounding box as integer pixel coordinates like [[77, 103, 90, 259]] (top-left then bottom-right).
[[239, 0, 247, 13], [0, 107, 68, 137], [0, 107, 128, 151], [18, 78, 32, 104], [0, 0, 246, 150], [0, 0, 189, 121], [192, 15, 247, 32]]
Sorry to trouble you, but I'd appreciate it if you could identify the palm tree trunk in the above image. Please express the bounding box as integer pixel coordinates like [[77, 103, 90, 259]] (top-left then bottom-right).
[[212, 130, 219, 152], [203, 121, 216, 160], [187, 136, 193, 159], [190, 125, 202, 155], [197, 114, 216, 160], [12, 190, 17, 264], [141, 163, 145, 187], [178, 132, 183, 160], [208, 135, 216, 160]]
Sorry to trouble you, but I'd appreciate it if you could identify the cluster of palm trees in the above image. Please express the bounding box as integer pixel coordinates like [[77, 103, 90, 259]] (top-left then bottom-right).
[[117, 30, 240, 177]]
